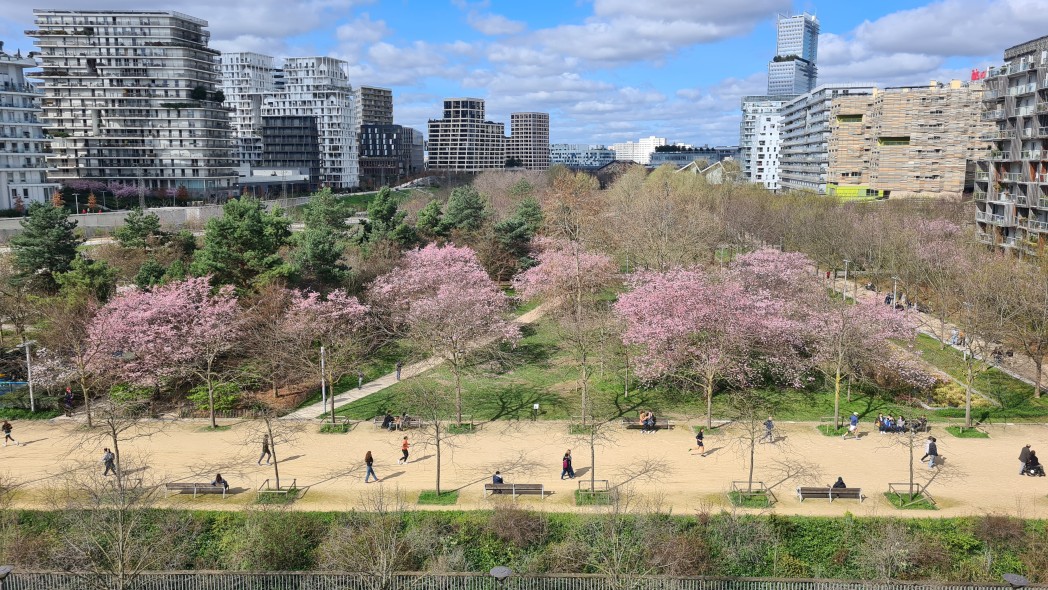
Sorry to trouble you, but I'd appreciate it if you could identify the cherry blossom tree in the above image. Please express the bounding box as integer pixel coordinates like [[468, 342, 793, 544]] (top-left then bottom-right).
[[615, 267, 798, 428], [370, 244, 519, 424], [514, 238, 617, 422], [87, 276, 241, 427], [281, 288, 369, 422]]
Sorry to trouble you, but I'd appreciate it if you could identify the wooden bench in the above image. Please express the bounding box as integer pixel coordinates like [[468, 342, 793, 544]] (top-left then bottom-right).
[[484, 483, 546, 499], [373, 416, 423, 430], [797, 486, 864, 502], [621, 418, 675, 430], [165, 482, 227, 498]]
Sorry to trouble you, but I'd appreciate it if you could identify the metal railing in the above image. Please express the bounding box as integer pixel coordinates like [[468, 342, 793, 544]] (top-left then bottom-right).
[[0, 572, 1016, 590]]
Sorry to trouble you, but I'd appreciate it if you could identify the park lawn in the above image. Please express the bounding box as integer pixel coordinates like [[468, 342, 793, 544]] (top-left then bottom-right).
[[294, 342, 404, 411], [911, 334, 1048, 420], [337, 189, 416, 213]]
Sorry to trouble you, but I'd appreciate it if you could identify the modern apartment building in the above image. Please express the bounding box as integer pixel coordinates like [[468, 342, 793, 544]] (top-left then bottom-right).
[[507, 112, 550, 170], [975, 36, 1048, 255], [427, 98, 505, 171], [827, 81, 991, 199], [0, 43, 58, 209], [358, 123, 424, 188], [768, 13, 819, 95], [610, 136, 667, 165], [739, 96, 790, 190], [549, 143, 615, 169], [27, 9, 236, 197], [260, 115, 321, 189], [779, 84, 877, 194], [648, 145, 739, 167], [261, 57, 358, 188], [220, 52, 277, 167], [357, 86, 393, 126]]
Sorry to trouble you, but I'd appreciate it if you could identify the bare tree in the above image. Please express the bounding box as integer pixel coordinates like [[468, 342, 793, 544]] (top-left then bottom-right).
[[403, 379, 460, 496], [857, 521, 914, 581], [247, 406, 305, 491]]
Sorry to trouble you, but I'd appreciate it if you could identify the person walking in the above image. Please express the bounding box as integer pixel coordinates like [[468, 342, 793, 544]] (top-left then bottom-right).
[[102, 448, 116, 476], [560, 450, 575, 480], [844, 412, 859, 440], [365, 450, 379, 483], [693, 428, 706, 457], [395, 361, 403, 381], [761, 416, 775, 443], [922, 437, 939, 469], [1, 420, 18, 446], [357, 371, 364, 390], [399, 436, 410, 464], [1020, 444, 1033, 475], [257, 434, 272, 465]]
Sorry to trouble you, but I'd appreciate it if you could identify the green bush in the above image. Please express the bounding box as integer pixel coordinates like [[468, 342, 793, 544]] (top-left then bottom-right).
[[187, 382, 240, 413]]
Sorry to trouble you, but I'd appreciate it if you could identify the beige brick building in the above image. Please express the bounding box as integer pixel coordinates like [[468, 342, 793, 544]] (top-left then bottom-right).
[[827, 81, 991, 199]]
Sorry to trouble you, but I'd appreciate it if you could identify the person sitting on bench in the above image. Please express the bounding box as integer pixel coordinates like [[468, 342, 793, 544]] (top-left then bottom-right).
[[1025, 451, 1046, 477], [492, 471, 504, 485], [381, 413, 394, 430], [832, 477, 847, 489], [211, 473, 229, 491]]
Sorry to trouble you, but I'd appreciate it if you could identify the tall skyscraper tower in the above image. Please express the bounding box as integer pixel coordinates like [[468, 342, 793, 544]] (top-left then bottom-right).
[[767, 13, 819, 95]]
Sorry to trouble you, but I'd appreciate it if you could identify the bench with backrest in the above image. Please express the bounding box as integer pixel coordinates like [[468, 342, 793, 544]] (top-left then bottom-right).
[[373, 416, 423, 430], [484, 483, 545, 499], [165, 482, 227, 498], [797, 486, 863, 502], [621, 418, 675, 430]]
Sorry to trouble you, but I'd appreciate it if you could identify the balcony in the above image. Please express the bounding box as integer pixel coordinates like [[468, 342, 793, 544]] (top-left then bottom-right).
[[1038, 127, 1048, 138], [982, 110, 1006, 121], [990, 151, 1009, 160], [1012, 82, 1038, 95], [1003, 172, 1025, 182], [977, 210, 1013, 225], [977, 231, 995, 244], [1028, 219, 1048, 233], [974, 189, 987, 200], [1022, 150, 1045, 160], [1040, 198, 1048, 209], [976, 171, 991, 181], [1016, 106, 1036, 117]]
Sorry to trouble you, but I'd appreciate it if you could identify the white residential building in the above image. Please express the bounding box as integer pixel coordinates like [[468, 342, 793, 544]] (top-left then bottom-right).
[[549, 144, 615, 168], [0, 43, 58, 208], [260, 56, 358, 188], [739, 96, 790, 190], [427, 98, 505, 171], [768, 13, 819, 95], [610, 136, 666, 164], [508, 112, 550, 170], [27, 9, 236, 197], [779, 84, 877, 194], [220, 52, 277, 167]]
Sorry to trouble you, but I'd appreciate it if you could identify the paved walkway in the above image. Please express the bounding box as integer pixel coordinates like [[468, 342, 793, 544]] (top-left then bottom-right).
[[282, 303, 549, 419]]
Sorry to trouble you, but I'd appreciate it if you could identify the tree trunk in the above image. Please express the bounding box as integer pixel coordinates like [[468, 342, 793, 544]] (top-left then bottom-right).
[[580, 354, 589, 425], [833, 366, 843, 430], [965, 363, 974, 429], [207, 377, 217, 429], [705, 380, 714, 429], [435, 426, 442, 496], [908, 434, 915, 500], [267, 420, 280, 489], [1034, 358, 1043, 399], [590, 430, 596, 492], [454, 369, 463, 426], [747, 432, 756, 492], [79, 371, 93, 428]]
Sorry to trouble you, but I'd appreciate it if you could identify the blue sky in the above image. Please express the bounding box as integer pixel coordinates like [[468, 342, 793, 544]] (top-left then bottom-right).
[[2, 0, 1045, 146]]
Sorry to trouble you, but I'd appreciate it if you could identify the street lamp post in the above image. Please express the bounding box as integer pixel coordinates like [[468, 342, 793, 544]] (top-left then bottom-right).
[[320, 345, 327, 413], [842, 259, 852, 302], [16, 340, 36, 412], [892, 276, 900, 310]]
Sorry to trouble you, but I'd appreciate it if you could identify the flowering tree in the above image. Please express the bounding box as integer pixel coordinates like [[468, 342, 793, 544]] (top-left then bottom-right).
[[615, 267, 798, 428], [281, 288, 369, 422], [809, 298, 920, 429], [370, 244, 518, 424], [87, 277, 242, 427], [514, 238, 617, 422]]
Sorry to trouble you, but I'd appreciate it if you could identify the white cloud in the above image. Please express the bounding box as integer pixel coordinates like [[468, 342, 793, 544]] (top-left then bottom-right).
[[466, 12, 526, 36]]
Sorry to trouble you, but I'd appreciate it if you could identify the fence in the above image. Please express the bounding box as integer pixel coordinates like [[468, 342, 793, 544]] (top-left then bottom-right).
[[2, 572, 1019, 590]]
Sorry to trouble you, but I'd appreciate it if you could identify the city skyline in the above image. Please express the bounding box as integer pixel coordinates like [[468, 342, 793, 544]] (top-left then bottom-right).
[[1, 1, 1047, 146]]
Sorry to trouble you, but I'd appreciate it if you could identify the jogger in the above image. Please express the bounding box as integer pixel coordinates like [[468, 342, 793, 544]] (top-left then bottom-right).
[[399, 436, 410, 464], [1, 421, 18, 447], [257, 434, 272, 465]]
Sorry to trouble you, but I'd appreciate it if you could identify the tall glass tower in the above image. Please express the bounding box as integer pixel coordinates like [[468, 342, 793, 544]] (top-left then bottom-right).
[[767, 13, 819, 95]]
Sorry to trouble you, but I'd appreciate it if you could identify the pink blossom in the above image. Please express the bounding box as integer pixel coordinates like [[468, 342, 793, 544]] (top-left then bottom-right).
[[512, 238, 617, 304]]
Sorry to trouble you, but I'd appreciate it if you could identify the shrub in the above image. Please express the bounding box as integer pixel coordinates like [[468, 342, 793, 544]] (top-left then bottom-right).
[[485, 504, 547, 548], [187, 382, 240, 413]]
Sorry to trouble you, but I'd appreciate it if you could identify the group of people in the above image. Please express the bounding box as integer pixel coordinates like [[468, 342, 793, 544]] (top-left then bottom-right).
[[380, 413, 410, 431], [1019, 444, 1045, 477], [876, 414, 928, 434], [637, 410, 659, 433]]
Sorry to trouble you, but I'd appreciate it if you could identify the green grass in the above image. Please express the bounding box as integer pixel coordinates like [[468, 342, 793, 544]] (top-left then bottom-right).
[[197, 425, 232, 432], [446, 423, 475, 435], [319, 423, 351, 434], [417, 490, 459, 505], [298, 342, 404, 413], [817, 424, 849, 436], [256, 487, 300, 505], [574, 490, 613, 506], [728, 490, 772, 508], [0, 408, 62, 420], [945, 425, 990, 438], [336, 189, 414, 212], [884, 491, 937, 510], [911, 334, 1048, 420]]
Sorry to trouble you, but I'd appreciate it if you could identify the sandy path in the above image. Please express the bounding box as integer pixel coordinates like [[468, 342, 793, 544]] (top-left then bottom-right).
[[4, 418, 1048, 517]]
